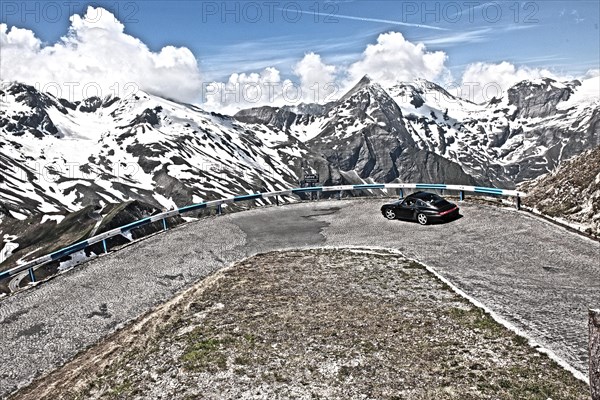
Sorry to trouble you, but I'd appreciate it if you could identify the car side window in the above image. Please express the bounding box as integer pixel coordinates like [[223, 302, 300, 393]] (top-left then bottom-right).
[[416, 200, 427, 208], [404, 198, 416, 207]]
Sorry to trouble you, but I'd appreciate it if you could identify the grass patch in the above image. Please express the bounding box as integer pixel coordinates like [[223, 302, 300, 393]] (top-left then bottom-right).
[[180, 327, 232, 372], [108, 379, 133, 397], [181, 337, 227, 372]]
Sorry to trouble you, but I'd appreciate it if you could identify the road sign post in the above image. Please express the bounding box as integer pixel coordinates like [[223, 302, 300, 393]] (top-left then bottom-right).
[[303, 173, 319, 201]]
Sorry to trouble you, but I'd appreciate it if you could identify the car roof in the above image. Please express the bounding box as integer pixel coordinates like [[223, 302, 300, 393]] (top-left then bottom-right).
[[407, 191, 434, 199]]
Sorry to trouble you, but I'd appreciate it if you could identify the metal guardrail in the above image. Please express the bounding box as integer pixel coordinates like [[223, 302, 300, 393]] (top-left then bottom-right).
[[0, 183, 526, 285]]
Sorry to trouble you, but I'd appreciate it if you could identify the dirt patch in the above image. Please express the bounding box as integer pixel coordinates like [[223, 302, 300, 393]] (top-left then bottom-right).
[[12, 249, 590, 399]]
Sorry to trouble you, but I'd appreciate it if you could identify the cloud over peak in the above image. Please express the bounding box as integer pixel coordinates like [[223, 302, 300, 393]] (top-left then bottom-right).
[[460, 61, 562, 103], [348, 32, 448, 86]]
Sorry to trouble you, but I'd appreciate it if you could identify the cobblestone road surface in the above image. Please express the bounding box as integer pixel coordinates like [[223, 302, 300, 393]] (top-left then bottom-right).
[[0, 200, 598, 397]]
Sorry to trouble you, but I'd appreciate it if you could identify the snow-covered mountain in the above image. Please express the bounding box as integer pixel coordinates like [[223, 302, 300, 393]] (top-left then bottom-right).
[[0, 82, 305, 220], [1, 75, 598, 226], [237, 76, 477, 185], [237, 75, 599, 188]]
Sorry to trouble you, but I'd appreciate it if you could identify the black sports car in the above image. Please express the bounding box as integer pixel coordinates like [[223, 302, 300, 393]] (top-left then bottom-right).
[[381, 191, 460, 225]]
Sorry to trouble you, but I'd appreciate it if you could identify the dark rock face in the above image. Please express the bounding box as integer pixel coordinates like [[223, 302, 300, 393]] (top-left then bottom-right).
[[234, 106, 298, 130], [129, 106, 163, 127], [394, 149, 478, 184], [0, 83, 65, 138], [508, 78, 579, 119], [234, 102, 334, 132], [78, 97, 103, 113], [153, 167, 194, 207]]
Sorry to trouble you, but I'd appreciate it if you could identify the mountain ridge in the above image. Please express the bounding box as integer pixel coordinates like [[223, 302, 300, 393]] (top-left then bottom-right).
[[237, 74, 599, 187], [1, 74, 598, 223]]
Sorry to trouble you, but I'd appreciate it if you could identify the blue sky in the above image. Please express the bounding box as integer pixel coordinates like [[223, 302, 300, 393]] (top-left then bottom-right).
[[1, 0, 598, 110], [2, 0, 598, 82]]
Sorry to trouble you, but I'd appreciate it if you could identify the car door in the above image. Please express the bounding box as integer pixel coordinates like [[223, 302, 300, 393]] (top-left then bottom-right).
[[397, 198, 416, 219], [415, 199, 429, 213]]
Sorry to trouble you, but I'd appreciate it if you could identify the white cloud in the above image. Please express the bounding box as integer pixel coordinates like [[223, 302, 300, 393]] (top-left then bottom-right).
[[203, 53, 339, 114], [293, 53, 337, 103], [0, 25, 41, 51], [584, 68, 600, 78], [0, 6, 202, 103], [460, 61, 562, 103], [347, 31, 448, 87], [203, 67, 296, 114]]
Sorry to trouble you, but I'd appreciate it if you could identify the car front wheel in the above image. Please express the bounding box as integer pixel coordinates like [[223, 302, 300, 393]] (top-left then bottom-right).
[[417, 213, 428, 225], [384, 209, 396, 220]]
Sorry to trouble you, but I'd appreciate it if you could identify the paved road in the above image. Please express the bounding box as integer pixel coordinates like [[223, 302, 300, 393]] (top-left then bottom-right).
[[0, 200, 598, 397]]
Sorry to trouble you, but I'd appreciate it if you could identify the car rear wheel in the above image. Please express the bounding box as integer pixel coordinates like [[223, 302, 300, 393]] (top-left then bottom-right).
[[417, 213, 428, 225], [384, 209, 396, 220]]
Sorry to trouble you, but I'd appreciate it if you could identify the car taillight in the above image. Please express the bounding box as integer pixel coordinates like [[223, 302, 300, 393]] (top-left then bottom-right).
[[439, 207, 457, 216]]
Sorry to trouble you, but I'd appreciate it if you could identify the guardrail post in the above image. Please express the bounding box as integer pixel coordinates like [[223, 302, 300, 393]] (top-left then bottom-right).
[[162, 218, 168, 231], [590, 309, 600, 400], [102, 239, 108, 254], [28, 268, 35, 283], [516, 196, 521, 210], [460, 190, 465, 201], [276, 196, 280, 206], [399, 188, 404, 198], [338, 190, 342, 200], [217, 204, 222, 215]]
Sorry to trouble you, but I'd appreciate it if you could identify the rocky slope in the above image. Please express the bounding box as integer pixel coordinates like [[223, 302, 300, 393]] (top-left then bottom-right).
[[0, 200, 184, 280], [0, 82, 304, 220], [520, 145, 600, 236]]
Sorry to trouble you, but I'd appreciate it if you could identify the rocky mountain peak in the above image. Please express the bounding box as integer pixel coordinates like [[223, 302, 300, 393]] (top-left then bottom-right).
[[1, 81, 66, 112], [339, 75, 380, 102], [507, 78, 579, 118], [0, 81, 65, 138], [356, 74, 373, 86], [234, 106, 297, 130]]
